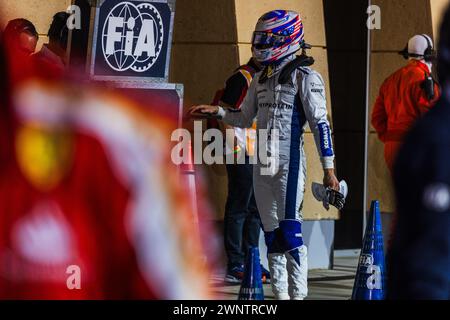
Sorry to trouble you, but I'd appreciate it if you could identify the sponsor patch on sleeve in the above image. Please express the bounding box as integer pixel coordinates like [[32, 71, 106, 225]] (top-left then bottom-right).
[[318, 122, 334, 157], [310, 79, 324, 93]]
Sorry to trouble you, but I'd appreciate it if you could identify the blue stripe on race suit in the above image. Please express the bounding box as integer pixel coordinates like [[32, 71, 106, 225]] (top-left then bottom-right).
[[264, 231, 276, 253], [279, 220, 304, 251], [318, 122, 334, 157], [265, 220, 304, 254], [285, 95, 304, 220], [264, 231, 283, 254], [288, 248, 301, 266]]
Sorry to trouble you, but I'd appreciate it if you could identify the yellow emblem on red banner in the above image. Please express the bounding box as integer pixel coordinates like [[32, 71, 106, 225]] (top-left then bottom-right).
[[15, 125, 73, 191]]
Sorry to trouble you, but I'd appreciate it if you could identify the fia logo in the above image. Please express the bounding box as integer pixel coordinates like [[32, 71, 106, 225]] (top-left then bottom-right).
[[102, 1, 164, 72]]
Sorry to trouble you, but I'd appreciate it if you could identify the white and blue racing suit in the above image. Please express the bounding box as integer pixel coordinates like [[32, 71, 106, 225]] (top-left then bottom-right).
[[217, 54, 335, 300]]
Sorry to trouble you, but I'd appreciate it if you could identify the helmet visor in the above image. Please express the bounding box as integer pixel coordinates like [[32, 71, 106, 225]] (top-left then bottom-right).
[[252, 32, 285, 50]]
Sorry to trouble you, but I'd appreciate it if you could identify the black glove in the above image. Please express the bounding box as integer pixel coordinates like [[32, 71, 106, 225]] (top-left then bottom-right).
[[326, 188, 345, 210]]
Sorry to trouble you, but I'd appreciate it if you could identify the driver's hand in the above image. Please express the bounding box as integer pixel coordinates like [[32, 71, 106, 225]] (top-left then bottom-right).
[[323, 169, 339, 191], [189, 105, 220, 116]]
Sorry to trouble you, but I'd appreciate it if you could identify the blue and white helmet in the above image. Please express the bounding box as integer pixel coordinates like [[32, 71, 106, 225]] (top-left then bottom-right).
[[251, 10, 305, 65]]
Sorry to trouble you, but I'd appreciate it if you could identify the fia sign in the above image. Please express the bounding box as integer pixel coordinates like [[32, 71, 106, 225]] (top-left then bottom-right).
[[91, 0, 174, 81]]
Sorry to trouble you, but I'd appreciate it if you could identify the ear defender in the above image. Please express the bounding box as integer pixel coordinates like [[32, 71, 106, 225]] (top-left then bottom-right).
[[399, 43, 409, 60], [421, 34, 436, 63], [399, 35, 436, 62]]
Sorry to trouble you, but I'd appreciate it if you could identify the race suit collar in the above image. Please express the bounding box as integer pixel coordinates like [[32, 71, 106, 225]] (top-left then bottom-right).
[[266, 54, 296, 79], [409, 59, 432, 73]]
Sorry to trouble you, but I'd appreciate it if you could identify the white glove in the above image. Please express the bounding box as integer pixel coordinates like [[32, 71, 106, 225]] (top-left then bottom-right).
[[312, 180, 348, 210]]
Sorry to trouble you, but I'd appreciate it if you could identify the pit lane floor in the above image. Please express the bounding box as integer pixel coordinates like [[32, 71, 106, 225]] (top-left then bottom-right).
[[211, 256, 358, 300]]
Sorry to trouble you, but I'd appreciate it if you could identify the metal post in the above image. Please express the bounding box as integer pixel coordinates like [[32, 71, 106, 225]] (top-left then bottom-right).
[[363, 0, 372, 236]]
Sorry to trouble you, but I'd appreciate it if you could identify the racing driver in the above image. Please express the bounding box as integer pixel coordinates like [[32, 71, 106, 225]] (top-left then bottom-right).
[[190, 10, 343, 300]]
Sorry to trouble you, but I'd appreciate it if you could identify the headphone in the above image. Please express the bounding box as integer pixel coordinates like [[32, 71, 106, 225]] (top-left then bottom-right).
[[48, 12, 70, 49], [399, 34, 435, 62]]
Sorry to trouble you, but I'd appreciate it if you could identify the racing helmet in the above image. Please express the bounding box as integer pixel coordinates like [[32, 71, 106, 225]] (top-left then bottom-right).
[[251, 10, 304, 65]]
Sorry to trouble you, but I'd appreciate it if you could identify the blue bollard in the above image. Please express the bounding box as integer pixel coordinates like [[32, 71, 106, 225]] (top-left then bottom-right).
[[352, 200, 386, 300], [238, 247, 264, 300]]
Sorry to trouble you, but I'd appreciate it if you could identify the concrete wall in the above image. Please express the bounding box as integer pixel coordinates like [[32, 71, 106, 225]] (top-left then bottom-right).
[[430, 0, 450, 42], [169, 0, 239, 220]]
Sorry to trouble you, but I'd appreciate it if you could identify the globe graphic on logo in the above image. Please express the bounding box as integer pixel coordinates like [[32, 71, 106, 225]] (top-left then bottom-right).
[[101, 1, 164, 73]]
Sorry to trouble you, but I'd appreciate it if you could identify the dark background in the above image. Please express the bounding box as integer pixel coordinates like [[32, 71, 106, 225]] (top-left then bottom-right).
[[323, 0, 368, 249], [68, 0, 92, 70]]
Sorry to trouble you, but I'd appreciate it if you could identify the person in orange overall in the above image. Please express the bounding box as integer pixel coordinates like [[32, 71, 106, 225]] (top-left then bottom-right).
[[372, 34, 441, 247], [372, 34, 441, 173]]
